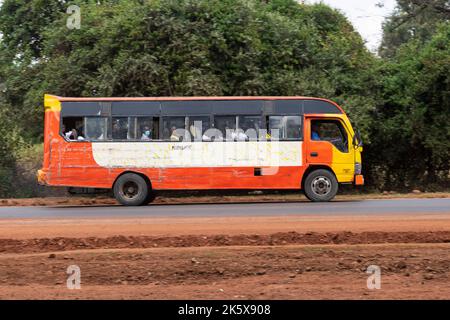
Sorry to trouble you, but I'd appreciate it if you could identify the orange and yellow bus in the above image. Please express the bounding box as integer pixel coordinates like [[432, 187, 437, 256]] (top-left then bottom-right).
[[38, 94, 364, 206]]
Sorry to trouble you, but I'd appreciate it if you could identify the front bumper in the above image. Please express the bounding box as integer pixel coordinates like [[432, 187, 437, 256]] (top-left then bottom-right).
[[354, 174, 364, 186]]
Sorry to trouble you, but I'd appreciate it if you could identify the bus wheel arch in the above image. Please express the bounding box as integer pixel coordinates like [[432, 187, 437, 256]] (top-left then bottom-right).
[[112, 171, 155, 206], [301, 165, 338, 202]]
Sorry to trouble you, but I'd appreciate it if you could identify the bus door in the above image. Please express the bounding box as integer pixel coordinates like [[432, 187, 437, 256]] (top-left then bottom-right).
[[305, 117, 354, 181]]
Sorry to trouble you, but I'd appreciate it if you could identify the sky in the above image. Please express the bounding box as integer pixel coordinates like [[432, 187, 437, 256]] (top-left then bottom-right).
[[307, 0, 398, 52]]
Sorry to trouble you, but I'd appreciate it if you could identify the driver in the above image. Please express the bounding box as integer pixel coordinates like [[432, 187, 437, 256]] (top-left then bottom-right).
[[311, 123, 321, 140]]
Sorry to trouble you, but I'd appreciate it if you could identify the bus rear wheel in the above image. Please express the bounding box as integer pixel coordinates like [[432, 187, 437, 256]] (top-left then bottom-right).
[[113, 173, 150, 206], [304, 169, 338, 202]]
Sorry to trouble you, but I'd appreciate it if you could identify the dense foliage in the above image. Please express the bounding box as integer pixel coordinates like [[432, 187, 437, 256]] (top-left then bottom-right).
[[367, 24, 450, 190], [0, 0, 448, 197], [379, 0, 450, 58]]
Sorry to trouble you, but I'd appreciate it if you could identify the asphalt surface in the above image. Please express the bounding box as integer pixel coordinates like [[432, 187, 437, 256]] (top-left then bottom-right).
[[0, 198, 448, 219]]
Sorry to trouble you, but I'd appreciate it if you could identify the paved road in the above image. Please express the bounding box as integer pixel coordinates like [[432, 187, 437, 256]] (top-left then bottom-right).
[[0, 198, 448, 219]]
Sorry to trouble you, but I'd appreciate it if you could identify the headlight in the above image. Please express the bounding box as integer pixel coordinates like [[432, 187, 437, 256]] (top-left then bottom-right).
[[355, 162, 362, 175]]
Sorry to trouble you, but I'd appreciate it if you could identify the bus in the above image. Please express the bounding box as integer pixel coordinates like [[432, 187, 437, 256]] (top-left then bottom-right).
[[37, 94, 364, 206]]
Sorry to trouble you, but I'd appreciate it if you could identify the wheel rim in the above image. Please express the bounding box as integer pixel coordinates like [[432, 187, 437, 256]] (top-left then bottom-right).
[[311, 176, 332, 196], [121, 181, 140, 199]]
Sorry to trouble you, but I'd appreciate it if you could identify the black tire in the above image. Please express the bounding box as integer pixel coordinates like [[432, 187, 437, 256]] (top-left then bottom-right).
[[113, 173, 149, 206], [303, 169, 338, 202]]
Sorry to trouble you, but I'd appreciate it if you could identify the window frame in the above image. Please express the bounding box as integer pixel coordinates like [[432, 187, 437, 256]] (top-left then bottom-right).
[[127, 116, 160, 141], [237, 115, 264, 142], [111, 116, 131, 141], [60, 116, 86, 142], [266, 114, 303, 141], [212, 115, 238, 142], [309, 118, 349, 153], [84, 116, 110, 141], [161, 116, 189, 142], [187, 115, 213, 142]]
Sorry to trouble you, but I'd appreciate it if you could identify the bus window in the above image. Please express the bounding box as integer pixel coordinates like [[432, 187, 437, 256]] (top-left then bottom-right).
[[112, 117, 129, 140], [268, 116, 282, 140], [285, 116, 302, 140], [162, 117, 186, 142], [188, 116, 210, 141], [311, 120, 348, 152], [238, 116, 262, 141], [85, 117, 109, 141], [132, 117, 159, 141], [62, 117, 85, 141], [268, 115, 302, 140], [214, 116, 236, 141]]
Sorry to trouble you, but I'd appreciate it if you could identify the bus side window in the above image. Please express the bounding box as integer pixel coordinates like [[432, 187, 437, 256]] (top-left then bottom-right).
[[132, 117, 159, 141], [85, 117, 109, 141], [238, 116, 262, 141], [214, 116, 237, 141], [267, 115, 302, 140], [112, 117, 129, 140], [285, 116, 302, 140], [162, 117, 186, 142], [61, 117, 84, 141], [311, 120, 348, 152], [267, 116, 283, 140], [188, 116, 210, 141]]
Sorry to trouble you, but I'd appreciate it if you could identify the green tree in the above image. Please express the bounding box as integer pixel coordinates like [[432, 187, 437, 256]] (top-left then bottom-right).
[[6, 0, 445, 195], [367, 23, 450, 190], [379, 0, 450, 58], [0, 97, 26, 197], [0, 0, 377, 141]]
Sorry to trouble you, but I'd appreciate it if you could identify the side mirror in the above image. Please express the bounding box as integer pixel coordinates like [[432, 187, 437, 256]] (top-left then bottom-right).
[[353, 130, 363, 148]]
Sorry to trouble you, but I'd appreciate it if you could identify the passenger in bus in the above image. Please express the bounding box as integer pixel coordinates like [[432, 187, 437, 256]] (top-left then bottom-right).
[[62, 124, 76, 140], [311, 123, 321, 141], [141, 126, 152, 141], [170, 126, 180, 141], [65, 130, 73, 140], [113, 119, 128, 140], [65, 128, 85, 141]]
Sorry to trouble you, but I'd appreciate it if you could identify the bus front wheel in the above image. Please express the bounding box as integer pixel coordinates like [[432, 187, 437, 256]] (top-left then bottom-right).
[[113, 173, 150, 206], [304, 169, 338, 202]]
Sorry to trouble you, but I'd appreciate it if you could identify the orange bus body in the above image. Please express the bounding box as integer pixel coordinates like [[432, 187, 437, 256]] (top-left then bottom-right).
[[38, 95, 363, 194]]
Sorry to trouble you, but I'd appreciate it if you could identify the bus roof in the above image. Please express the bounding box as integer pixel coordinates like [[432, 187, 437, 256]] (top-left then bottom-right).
[[46, 95, 345, 114], [52, 95, 329, 102]]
